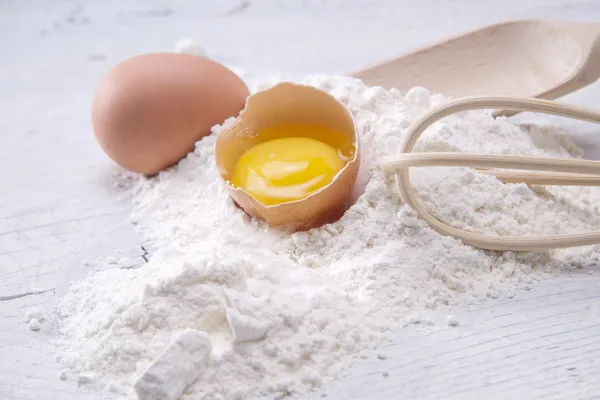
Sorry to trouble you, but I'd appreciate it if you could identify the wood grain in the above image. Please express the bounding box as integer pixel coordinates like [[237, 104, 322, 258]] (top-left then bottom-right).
[[322, 274, 600, 400]]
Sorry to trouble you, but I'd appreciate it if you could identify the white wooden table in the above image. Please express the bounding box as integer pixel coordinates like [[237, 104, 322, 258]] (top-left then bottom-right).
[[2, 1, 600, 399]]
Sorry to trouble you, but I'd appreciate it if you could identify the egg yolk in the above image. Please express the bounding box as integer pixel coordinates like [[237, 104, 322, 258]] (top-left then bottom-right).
[[231, 136, 348, 206]]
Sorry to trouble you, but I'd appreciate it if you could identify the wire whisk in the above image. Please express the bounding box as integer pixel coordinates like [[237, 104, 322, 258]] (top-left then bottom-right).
[[381, 96, 600, 251]]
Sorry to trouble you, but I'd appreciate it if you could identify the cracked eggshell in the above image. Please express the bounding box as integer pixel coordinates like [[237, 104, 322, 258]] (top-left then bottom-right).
[[215, 83, 360, 232]]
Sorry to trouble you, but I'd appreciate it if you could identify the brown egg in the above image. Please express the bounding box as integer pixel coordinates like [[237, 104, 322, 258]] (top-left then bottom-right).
[[92, 53, 249, 175]]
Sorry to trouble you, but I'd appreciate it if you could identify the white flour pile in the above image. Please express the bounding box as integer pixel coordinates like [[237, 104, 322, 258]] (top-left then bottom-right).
[[55, 75, 600, 399]]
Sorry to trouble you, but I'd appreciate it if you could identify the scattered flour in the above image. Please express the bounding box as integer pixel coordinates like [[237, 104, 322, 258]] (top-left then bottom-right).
[[55, 75, 600, 399], [28, 318, 41, 332], [174, 38, 207, 57], [134, 329, 212, 400], [25, 306, 45, 332], [446, 315, 460, 327], [26, 306, 45, 322]]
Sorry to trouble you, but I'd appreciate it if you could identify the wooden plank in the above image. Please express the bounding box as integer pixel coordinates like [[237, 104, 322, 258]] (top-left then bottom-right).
[[323, 274, 600, 400]]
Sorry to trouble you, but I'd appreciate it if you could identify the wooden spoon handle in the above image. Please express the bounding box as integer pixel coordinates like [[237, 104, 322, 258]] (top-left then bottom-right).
[[496, 21, 600, 117], [381, 96, 600, 251]]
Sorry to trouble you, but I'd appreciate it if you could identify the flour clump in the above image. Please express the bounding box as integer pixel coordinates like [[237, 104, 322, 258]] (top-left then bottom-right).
[[55, 74, 600, 399]]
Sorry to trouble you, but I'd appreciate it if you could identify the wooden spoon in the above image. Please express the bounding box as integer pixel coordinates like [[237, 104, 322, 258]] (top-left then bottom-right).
[[350, 19, 600, 101]]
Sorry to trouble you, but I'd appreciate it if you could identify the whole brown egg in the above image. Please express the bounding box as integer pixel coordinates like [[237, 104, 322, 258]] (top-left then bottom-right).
[[92, 53, 249, 175]]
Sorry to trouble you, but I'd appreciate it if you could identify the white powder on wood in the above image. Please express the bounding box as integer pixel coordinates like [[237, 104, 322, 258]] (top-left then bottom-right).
[[54, 75, 600, 399]]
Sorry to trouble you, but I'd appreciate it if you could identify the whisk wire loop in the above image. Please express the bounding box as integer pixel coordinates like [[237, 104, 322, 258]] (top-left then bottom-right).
[[380, 96, 600, 251]]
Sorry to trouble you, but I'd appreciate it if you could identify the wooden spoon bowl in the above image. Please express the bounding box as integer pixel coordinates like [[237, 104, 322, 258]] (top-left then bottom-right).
[[351, 20, 600, 101]]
